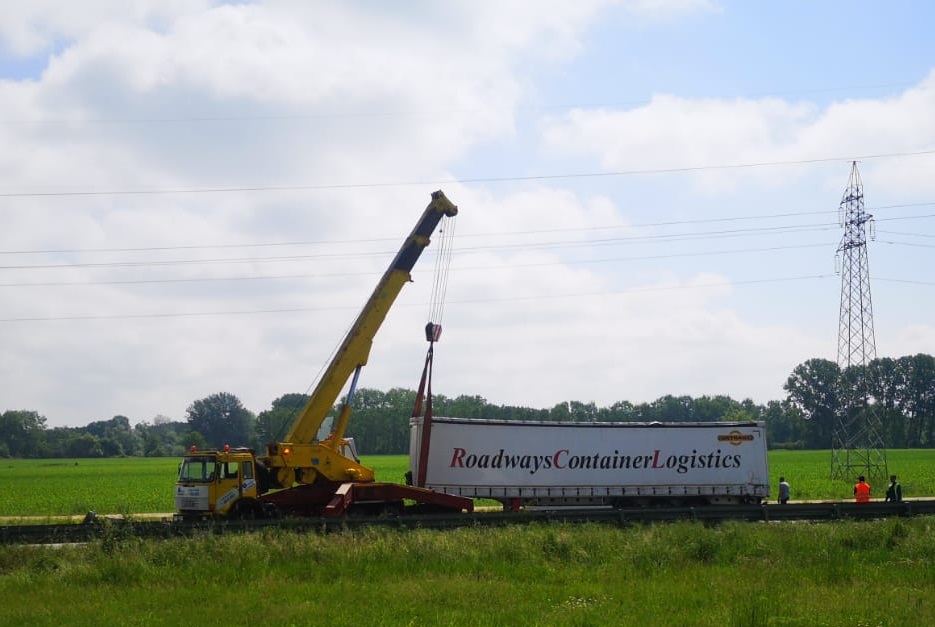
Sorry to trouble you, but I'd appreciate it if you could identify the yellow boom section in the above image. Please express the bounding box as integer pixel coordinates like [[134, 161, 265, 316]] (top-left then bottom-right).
[[264, 191, 457, 487], [283, 269, 412, 444]]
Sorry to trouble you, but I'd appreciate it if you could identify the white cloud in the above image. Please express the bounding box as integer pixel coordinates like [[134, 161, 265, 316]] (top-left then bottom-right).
[[435, 254, 823, 408], [1, 1, 930, 430], [1, 2, 628, 426], [0, 0, 210, 57], [541, 71, 935, 195]]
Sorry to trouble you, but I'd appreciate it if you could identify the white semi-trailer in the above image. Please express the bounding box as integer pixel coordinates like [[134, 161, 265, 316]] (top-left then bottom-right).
[[410, 417, 770, 509]]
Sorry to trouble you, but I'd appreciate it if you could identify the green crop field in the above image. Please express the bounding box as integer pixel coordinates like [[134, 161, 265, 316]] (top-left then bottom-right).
[[0, 454, 413, 517], [768, 449, 935, 501], [2, 450, 934, 518], [0, 457, 178, 517]]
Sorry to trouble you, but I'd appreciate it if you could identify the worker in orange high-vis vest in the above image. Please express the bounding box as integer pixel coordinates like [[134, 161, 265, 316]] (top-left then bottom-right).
[[854, 476, 871, 503]]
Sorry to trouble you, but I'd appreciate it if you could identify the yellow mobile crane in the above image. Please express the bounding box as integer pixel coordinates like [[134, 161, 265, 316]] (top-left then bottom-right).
[[175, 191, 473, 518]]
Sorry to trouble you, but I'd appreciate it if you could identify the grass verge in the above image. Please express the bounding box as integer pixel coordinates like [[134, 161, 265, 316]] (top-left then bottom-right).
[[1, 518, 934, 626]]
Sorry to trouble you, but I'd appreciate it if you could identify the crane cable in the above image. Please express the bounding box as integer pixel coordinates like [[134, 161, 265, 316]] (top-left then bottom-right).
[[412, 212, 457, 487], [426, 212, 457, 341]]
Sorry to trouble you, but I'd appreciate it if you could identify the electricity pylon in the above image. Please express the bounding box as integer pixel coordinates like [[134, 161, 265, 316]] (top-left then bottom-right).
[[831, 161, 887, 482]]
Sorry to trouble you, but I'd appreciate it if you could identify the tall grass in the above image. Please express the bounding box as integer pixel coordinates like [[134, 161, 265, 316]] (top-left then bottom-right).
[[1, 519, 934, 625]]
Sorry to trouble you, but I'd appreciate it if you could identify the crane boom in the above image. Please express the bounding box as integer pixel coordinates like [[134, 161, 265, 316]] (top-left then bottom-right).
[[262, 190, 458, 489]]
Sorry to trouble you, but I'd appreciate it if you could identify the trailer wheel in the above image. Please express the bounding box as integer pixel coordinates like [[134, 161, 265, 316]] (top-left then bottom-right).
[[347, 502, 403, 517], [380, 502, 404, 517]]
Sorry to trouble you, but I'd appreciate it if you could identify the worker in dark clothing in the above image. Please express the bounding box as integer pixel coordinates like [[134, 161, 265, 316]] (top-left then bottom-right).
[[885, 475, 902, 503], [778, 477, 790, 504]]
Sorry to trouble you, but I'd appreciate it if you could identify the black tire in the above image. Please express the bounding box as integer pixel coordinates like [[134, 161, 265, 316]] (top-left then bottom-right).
[[230, 499, 263, 519]]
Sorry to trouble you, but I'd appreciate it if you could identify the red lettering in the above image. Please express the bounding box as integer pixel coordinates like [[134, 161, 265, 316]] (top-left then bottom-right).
[[553, 449, 569, 469], [652, 449, 662, 468], [450, 447, 466, 467]]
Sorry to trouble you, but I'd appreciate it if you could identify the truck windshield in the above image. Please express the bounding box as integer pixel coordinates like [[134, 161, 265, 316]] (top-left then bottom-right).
[[178, 456, 217, 483]]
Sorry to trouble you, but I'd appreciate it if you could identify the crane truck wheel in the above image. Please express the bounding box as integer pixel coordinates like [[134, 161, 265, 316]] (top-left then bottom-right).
[[229, 498, 263, 520]]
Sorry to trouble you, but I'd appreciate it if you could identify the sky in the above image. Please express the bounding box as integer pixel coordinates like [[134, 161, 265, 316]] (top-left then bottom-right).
[[1, 0, 934, 428]]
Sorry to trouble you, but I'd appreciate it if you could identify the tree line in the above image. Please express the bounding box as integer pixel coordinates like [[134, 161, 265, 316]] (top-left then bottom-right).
[[2, 353, 933, 458]]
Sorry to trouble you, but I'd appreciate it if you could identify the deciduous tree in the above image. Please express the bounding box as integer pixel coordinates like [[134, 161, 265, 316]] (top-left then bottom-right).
[[185, 392, 255, 448]]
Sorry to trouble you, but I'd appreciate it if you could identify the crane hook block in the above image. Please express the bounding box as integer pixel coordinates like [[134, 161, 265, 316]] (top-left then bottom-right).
[[425, 322, 442, 342]]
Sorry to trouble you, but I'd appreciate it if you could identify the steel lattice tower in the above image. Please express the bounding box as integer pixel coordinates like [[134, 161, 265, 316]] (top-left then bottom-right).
[[831, 161, 887, 481]]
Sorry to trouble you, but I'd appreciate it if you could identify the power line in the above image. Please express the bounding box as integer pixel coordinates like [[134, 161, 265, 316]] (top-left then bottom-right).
[[0, 222, 844, 271], [0, 242, 835, 288], [1, 213, 930, 276], [0, 273, 836, 323], [876, 239, 935, 249], [0, 250, 389, 271], [5, 271, 927, 321], [0, 238, 391, 256], [1, 149, 933, 198], [3, 209, 932, 270], [2, 201, 932, 257], [876, 229, 935, 239], [875, 276, 935, 287], [0, 271, 370, 288]]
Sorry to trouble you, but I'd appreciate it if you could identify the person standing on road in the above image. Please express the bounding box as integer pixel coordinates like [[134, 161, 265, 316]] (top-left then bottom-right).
[[854, 476, 871, 503], [885, 475, 902, 503], [778, 477, 791, 504]]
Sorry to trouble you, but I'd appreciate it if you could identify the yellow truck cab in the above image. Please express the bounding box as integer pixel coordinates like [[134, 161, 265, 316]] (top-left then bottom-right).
[[175, 446, 261, 519], [175, 439, 364, 519]]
